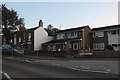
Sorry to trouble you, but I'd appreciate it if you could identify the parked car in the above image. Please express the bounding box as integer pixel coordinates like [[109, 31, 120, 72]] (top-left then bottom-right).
[[2, 44, 24, 56]]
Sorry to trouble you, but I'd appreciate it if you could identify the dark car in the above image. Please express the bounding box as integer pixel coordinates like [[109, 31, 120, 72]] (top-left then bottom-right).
[[2, 44, 24, 56]]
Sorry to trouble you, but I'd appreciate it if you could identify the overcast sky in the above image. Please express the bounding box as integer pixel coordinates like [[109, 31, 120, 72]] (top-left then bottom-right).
[[3, 2, 118, 29]]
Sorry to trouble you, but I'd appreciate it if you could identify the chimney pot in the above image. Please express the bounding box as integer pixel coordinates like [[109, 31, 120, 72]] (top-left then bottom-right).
[[39, 20, 43, 27]]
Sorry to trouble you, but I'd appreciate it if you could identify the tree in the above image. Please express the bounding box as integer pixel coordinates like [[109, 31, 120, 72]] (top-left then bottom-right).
[[2, 4, 24, 43], [47, 24, 53, 31], [46, 24, 60, 35]]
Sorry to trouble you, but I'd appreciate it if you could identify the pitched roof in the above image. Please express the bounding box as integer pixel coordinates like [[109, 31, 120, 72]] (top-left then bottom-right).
[[91, 24, 120, 31], [43, 39, 68, 44], [26, 26, 39, 32], [57, 26, 89, 33], [42, 38, 82, 45]]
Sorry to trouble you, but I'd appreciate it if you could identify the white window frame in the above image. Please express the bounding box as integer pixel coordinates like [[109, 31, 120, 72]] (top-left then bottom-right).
[[73, 43, 79, 50], [67, 32, 77, 38], [52, 45, 56, 51], [93, 43, 105, 50], [47, 46, 51, 51], [57, 33, 65, 39], [28, 33, 31, 41], [93, 32, 104, 38], [47, 45, 56, 51]]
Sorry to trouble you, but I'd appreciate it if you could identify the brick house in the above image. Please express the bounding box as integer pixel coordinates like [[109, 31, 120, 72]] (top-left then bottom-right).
[[42, 26, 91, 54], [3, 20, 53, 51], [90, 25, 120, 51]]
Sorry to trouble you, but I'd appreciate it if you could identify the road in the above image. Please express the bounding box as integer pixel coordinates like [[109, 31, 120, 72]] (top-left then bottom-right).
[[2, 57, 119, 79]]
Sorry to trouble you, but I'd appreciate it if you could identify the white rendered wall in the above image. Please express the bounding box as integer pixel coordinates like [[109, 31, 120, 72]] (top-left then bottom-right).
[[108, 34, 120, 50], [34, 27, 53, 51], [108, 34, 119, 44]]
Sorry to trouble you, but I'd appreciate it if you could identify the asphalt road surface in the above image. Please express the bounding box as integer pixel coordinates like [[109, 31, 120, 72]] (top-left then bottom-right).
[[2, 57, 119, 80]]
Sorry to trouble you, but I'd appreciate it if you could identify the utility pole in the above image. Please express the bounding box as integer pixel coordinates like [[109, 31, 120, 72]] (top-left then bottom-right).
[[59, 24, 61, 30]]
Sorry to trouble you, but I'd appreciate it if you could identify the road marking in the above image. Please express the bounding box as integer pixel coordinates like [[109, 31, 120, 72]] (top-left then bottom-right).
[[81, 70, 90, 72], [24, 60, 34, 63], [67, 67, 110, 74], [90, 70, 109, 74], [107, 70, 111, 71], [4, 73, 13, 80], [67, 67, 79, 71]]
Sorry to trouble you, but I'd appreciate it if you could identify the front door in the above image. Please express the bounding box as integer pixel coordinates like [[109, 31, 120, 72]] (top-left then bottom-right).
[[73, 43, 79, 50]]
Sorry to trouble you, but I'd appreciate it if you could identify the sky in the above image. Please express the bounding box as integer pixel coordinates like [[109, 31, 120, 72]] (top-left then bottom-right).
[[2, 2, 118, 29]]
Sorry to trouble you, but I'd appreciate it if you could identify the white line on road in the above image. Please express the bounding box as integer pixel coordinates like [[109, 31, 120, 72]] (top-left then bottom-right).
[[106, 70, 111, 72], [67, 67, 109, 74], [4, 73, 13, 80], [67, 67, 79, 71], [90, 70, 109, 74], [24, 60, 34, 63]]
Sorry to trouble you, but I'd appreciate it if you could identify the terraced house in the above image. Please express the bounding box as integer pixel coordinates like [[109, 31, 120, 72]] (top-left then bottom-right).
[[42, 26, 91, 54], [90, 25, 120, 51]]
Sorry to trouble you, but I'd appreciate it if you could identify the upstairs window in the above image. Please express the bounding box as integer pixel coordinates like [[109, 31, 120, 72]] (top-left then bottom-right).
[[111, 30, 116, 34], [108, 30, 120, 35], [93, 32, 104, 38], [117, 30, 120, 34], [28, 33, 31, 41], [67, 32, 77, 38], [57, 34, 65, 39], [118, 44, 120, 47]]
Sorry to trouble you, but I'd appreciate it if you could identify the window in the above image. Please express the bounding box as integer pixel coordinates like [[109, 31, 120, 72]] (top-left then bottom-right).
[[118, 44, 120, 47], [117, 30, 120, 34], [73, 43, 79, 50], [67, 32, 77, 38], [69, 44, 72, 48], [57, 34, 65, 39], [52, 45, 56, 51], [28, 33, 31, 41], [93, 43, 105, 50], [47, 45, 56, 51], [111, 30, 116, 34], [93, 32, 104, 38], [112, 44, 117, 47], [108, 31, 111, 35], [47, 46, 51, 51]]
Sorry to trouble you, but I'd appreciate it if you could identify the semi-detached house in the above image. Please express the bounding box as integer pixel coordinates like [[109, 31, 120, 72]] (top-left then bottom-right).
[[42, 26, 91, 54], [90, 25, 120, 51]]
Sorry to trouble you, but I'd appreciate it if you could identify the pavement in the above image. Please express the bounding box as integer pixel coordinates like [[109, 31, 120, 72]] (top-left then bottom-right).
[[10, 55, 119, 61]]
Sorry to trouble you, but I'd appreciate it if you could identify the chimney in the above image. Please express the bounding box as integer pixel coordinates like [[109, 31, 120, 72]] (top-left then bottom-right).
[[39, 20, 43, 27]]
